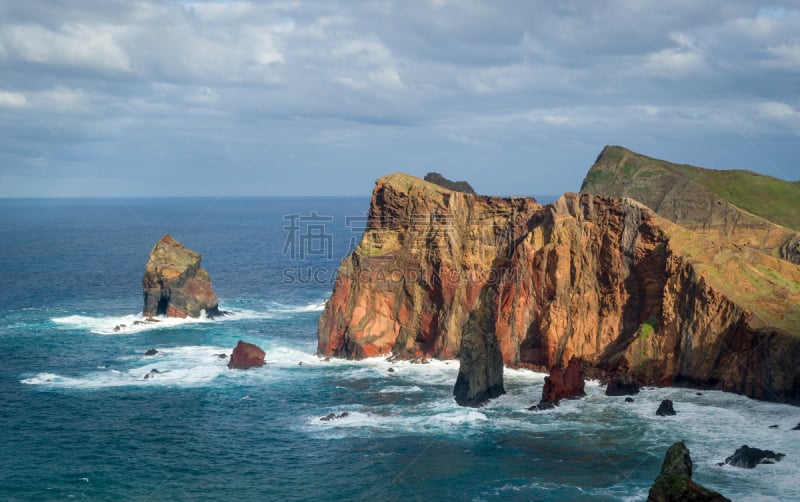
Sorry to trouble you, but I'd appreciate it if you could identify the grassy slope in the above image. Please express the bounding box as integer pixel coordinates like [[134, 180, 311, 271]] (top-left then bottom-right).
[[583, 146, 800, 232]]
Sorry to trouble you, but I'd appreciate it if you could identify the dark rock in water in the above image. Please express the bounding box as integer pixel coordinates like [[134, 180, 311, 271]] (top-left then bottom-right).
[[423, 172, 476, 194], [529, 358, 585, 411], [606, 374, 640, 396], [696, 392, 703, 396], [725, 445, 785, 468], [454, 290, 504, 407], [142, 234, 226, 319], [227, 340, 266, 370], [656, 399, 676, 416], [647, 441, 730, 501], [145, 349, 159, 356], [298, 361, 303, 366], [769, 425, 779, 429], [387, 367, 395, 373], [793, 423, 800, 430], [113, 324, 126, 332], [143, 368, 165, 380], [320, 412, 349, 422], [625, 397, 635, 403], [527, 401, 556, 412], [215, 353, 227, 359]]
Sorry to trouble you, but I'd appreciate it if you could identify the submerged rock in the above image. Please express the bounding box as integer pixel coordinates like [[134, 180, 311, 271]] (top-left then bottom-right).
[[227, 340, 266, 370], [320, 412, 350, 422], [142, 234, 225, 319], [724, 445, 785, 468], [656, 399, 676, 416], [647, 441, 730, 501]]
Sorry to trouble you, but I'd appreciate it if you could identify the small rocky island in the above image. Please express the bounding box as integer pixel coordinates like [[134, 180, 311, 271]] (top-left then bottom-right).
[[142, 234, 224, 318], [648, 441, 729, 501]]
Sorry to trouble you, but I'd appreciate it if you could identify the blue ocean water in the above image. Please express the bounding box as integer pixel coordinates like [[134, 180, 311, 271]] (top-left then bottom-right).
[[1, 197, 798, 501]]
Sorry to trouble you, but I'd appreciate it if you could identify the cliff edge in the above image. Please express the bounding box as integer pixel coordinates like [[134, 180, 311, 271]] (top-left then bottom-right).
[[582, 145, 800, 264], [318, 167, 800, 406]]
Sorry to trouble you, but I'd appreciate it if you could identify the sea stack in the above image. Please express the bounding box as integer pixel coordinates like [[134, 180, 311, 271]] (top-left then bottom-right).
[[142, 234, 223, 318], [647, 441, 729, 501], [228, 340, 266, 369]]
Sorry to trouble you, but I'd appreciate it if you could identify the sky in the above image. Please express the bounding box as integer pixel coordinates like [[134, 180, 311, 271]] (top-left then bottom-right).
[[0, 0, 798, 197]]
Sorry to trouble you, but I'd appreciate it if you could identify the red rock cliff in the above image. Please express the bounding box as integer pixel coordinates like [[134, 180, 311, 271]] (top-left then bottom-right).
[[317, 173, 800, 404]]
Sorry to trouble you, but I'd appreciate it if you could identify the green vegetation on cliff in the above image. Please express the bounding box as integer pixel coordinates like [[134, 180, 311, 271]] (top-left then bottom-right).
[[582, 145, 800, 232]]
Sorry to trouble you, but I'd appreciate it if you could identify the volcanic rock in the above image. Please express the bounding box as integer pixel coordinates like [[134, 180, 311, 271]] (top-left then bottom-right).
[[227, 340, 266, 370], [656, 399, 676, 416], [423, 172, 476, 194], [724, 445, 785, 468], [528, 359, 585, 411], [142, 234, 224, 319], [625, 397, 635, 403], [454, 290, 505, 407], [317, 162, 800, 405], [647, 441, 730, 501], [606, 374, 640, 396], [144, 349, 159, 356]]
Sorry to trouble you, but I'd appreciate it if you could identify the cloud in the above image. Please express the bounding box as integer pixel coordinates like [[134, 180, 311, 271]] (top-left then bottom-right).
[[0, 0, 798, 197], [0, 90, 27, 108]]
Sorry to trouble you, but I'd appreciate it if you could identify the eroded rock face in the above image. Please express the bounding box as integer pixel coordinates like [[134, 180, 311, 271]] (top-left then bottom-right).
[[647, 441, 730, 502], [317, 171, 800, 405], [423, 172, 476, 194], [228, 340, 266, 369], [142, 234, 223, 318], [529, 358, 585, 410]]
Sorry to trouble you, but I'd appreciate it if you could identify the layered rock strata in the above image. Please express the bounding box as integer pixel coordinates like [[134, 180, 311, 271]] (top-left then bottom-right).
[[317, 172, 800, 406], [142, 234, 224, 318]]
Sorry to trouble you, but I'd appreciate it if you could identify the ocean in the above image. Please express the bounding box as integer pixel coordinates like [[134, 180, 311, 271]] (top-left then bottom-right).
[[0, 197, 797, 501]]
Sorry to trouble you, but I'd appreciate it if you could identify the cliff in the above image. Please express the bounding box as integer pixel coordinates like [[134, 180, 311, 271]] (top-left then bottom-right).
[[317, 170, 800, 405], [581, 146, 800, 264], [142, 234, 224, 318]]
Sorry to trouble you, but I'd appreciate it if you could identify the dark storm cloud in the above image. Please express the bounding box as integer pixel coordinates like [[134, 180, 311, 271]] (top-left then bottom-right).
[[0, 0, 798, 197]]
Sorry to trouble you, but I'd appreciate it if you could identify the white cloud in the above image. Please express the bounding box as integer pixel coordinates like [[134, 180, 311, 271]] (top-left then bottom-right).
[[767, 43, 800, 70], [4, 23, 132, 73], [0, 90, 27, 108]]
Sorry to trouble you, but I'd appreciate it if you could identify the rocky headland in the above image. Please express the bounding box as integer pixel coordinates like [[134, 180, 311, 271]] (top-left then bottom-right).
[[582, 145, 800, 264], [142, 234, 224, 318], [317, 149, 800, 407]]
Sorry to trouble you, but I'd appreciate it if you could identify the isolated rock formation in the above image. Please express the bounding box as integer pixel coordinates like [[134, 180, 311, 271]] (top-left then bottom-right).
[[606, 374, 640, 396], [453, 290, 505, 406], [582, 145, 800, 264], [656, 399, 676, 416], [529, 358, 585, 411], [424, 172, 476, 194], [142, 234, 223, 318], [317, 166, 800, 406], [227, 340, 266, 369], [647, 441, 730, 502], [724, 445, 785, 468]]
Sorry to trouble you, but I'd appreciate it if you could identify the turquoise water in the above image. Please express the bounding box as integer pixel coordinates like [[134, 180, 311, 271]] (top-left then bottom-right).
[[1, 198, 798, 501]]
